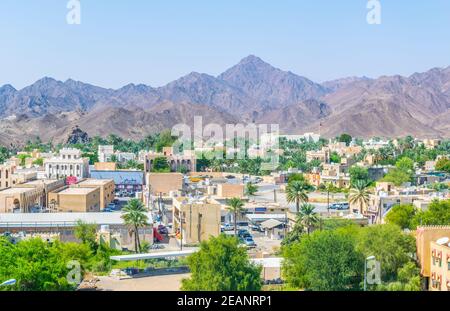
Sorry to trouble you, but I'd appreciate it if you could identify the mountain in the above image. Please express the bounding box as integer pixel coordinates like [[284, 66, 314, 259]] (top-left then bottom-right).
[[1, 56, 450, 146], [219, 55, 327, 109]]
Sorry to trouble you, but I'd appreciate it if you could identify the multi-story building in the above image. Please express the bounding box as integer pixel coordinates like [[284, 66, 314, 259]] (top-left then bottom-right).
[[0, 162, 15, 189], [172, 196, 221, 244], [48, 187, 101, 213], [144, 147, 196, 173], [44, 148, 90, 180], [416, 226, 450, 291], [98, 145, 114, 163], [306, 149, 330, 164], [75, 179, 115, 209], [146, 172, 184, 197]]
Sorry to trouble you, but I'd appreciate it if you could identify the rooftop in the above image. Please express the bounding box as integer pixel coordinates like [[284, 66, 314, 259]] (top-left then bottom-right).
[[58, 187, 98, 195], [0, 212, 153, 227], [77, 179, 114, 186], [0, 187, 35, 195]]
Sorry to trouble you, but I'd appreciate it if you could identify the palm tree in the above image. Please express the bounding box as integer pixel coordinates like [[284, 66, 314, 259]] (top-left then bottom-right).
[[226, 197, 245, 237], [349, 180, 370, 215], [297, 203, 319, 235], [324, 182, 334, 215], [121, 199, 149, 253], [286, 180, 309, 213]]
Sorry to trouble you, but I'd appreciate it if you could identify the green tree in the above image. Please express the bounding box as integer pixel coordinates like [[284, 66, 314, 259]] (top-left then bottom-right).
[[349, 180, 370, 214], [286, 180, 309, 213], [349, 166, 370, 185], [385, 204, 418, 230], [121, 199, 149, 253], [282, 229, 363, 291], [151, 157, 170, 172], [338, 133, 353, 146], [297, 203, 319, 235], [0, 238, 90, 291], [330, 151, 341, 164], [378, 262, 421, 291], [412, 199, 450, 227], [155, 130, 176, 152], [245, 183, 258, 196], [181, 235, 262, 291], [32, 158, 44, 166], [395, 157, 414, 173], [226, 198, 245, 237], [435, 157, 450, 173], [356, 224, 416, 283], [74, 220, 99, 252]]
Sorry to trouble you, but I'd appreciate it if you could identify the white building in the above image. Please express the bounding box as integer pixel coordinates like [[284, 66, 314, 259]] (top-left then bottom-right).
[[98, 145, 114, 163], [44, 148, 90, 180]]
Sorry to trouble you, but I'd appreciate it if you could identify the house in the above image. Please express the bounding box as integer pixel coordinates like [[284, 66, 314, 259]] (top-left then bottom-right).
[[44, 148, 90, 180]]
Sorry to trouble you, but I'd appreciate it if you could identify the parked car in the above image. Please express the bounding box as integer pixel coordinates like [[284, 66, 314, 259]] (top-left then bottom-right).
[[222, 223, 234, 231], [107, 203, 117, 210], [103, 207, 113, 213], [243, 237, 257, 248], [238, 229, 250, 237], [249, 223, 263, 232]]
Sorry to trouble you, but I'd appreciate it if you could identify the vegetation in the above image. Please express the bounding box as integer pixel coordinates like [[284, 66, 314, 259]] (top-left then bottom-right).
[[226, 197, 245, 236], [436, 157, 450, 173], [245, 183, 258, 196], [297, 204, 319, 235], [285, 180, 310, 213], [385, 204, 418, 230], [181, 235, 262, 291], [330, 151, 341, 164], [283, 229, 364, 291], [338, 133, 353, 146], [349, 166, 371, 185], [121, 199, 149, 253], [381, 157, 415, 186], [151, 157, 170, 173], [349, 180, 370, 214]]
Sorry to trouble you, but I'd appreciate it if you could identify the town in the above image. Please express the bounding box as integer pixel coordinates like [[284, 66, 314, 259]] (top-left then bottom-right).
[[0, 132, 449, 291]]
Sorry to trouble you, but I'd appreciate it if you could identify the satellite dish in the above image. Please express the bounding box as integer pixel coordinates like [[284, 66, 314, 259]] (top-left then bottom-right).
[[436, 237, 449, 245]]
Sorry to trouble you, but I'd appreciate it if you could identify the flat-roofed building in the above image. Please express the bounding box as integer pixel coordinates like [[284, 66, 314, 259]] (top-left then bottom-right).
[[146, 172, 184, 196], [0, 162, 15, 190], [48, 187, 101, 213], [90, 170, 144, 194], [207, 183, 245, 199], [0, 186, 45, 213], [0, 212, 153, 249], [76, 179, 115, 209], [94, 162, 117, 171], [44, 148, 90, 180], [173, 196, 221, 244], [144, 147, 197, 173], [416, 226, 450, 291]]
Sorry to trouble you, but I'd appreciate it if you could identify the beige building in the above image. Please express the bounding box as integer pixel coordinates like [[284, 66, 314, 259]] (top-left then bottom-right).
[[75, 179, 115, 209], [146, 172, 184, 196], [172, 197, 221, 244], [144, 147, 197, 173], [416, 226, 450, 290], [94, 162, 117, 171], [208, 183, 245, 199], [0, 162, 15, 190], [48, 187, 101, 213], [0, 186, 45, 213], [306, 149, 330, 164]]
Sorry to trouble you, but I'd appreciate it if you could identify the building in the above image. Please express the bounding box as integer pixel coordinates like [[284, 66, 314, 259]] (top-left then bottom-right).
[[144, 147, 197, 173], [0, 186, 45, 213], [0, 212, 153, 250], [306, 149, 330, 164], [416, 226, 450, 290], [146, 172, 184, 196], [75, 179, 115, 209], [48, 187, 101, 213], [44, 148, 90, 180], [94, 162, 117, 171], [98, 145, 114, 163], [172, 196, 221, 244], [90, 170, 144, 194], [0, 162, 15, 189], [208, 183, 245, 199]]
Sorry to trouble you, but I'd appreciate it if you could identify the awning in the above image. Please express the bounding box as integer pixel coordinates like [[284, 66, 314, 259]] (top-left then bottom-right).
[[260, 219, 283, 229]]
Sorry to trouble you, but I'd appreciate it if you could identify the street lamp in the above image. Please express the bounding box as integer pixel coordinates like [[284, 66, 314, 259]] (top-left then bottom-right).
[[0, 279, 16, 287], [364, 256, 376, 291]]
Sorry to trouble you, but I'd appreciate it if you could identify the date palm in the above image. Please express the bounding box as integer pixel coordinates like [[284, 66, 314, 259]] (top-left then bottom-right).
[[286, 180, 309, 213], [121, 199, 149, 253], [226, 197, 245, 237], [297, 203, 319, 235], [349, 180, 370, 215]]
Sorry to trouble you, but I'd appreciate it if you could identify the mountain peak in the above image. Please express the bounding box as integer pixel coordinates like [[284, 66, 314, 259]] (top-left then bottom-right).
[[0, 84, 17, 93]]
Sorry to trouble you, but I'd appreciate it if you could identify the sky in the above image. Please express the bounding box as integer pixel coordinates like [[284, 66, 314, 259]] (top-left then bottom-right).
[[1, 0, 450, 89]]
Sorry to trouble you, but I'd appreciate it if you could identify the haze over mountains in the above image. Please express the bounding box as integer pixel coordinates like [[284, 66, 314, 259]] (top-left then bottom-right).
[[1, 55, 450, 146]]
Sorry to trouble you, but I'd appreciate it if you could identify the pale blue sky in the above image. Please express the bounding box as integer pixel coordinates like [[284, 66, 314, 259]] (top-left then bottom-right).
[[1, 0, 450, 89]]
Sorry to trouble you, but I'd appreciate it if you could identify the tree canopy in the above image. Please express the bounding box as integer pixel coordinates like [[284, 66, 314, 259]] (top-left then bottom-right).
[[181, 235, 262, 291]]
